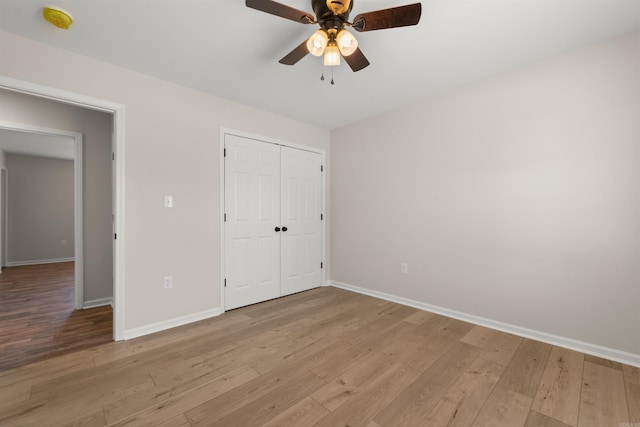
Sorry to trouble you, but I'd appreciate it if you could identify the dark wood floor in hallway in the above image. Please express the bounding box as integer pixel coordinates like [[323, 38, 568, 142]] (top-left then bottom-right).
[[0, 262, 112, 371]]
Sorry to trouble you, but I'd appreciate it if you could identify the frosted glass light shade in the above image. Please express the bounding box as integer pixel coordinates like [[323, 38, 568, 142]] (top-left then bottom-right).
[[307, 30, 329, 56], [336, 30, 358, 56], [323, 45, 341, 66]]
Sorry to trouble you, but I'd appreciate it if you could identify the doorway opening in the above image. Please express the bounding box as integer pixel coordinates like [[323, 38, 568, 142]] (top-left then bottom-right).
[[0, 75, 126, 341]]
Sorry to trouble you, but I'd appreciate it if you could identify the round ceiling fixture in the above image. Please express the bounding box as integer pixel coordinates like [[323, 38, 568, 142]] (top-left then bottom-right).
[[42, 6, 73, 29]]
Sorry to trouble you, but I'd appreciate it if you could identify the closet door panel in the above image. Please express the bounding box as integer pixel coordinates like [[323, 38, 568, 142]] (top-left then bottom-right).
[[281, 147, 322, 296], [225, 135, 281, 310]]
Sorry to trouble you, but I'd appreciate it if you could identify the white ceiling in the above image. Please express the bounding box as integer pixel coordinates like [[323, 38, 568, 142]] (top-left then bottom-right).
[[0, 129, 75, 160], [0, 0, 638, 129]]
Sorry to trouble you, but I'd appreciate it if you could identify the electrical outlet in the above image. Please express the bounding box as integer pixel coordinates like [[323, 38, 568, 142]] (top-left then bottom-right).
[[163, 276, 173, 289], [164, 195, 173, 208], [401, 263, 408, 274], [61, 239, 67, 247]]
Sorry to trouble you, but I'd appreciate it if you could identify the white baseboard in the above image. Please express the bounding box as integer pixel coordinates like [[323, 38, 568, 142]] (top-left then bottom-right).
[[6, 257, 75, 267], [83, 297, 113, 309], [330, 280, 640, 368], [123, 307, 223, 340]]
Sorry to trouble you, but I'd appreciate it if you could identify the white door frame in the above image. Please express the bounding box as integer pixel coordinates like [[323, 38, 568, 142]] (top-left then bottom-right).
[[0, 75, 126, 341], [219, 127, 326, 311], [0, 122, 84, 307], [1, 167, 8, 268]]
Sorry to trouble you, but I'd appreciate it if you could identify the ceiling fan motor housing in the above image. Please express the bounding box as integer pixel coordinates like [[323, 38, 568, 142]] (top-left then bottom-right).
[[313, 0, 352, 24]]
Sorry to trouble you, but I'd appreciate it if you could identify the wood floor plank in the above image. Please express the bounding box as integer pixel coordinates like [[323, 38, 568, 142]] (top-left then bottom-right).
[[94, 312, 250, 367], [373, 342, 480, 426], [311, 332, 413, 412], [312, 363, 422, 427], [283, 312, 367, 352], [403, 309, 436, 325], [460, 325, 523, 366], [422, 355, 506, 427], [238, 286, 346, 319], [584, 354, 623, 371], [623, 364, 640, 385], [472, 385, 532, 427], [343, 303, 420, 343], [58, 408, 106, 427], [497, 338, 552, 398], [0, 382, 31, 411], [0, 349, 97, 392], [156, 414, 191, 427], [106, 365, 260, 427], [104, 304, 348, 419], [578, 361, 630, 427], [2, 374, 155, 426], [183, 368, 311, 426], [531, 346, 584, 426], [524, 410, 573, 427], [200, 371, 326, 427], [311, 320, 417, 382], [183, 338, 346, 425], [623, 364, 640, 423], [626, 382, 640, 424], [261, 397, 329, 427], [400, 315, 476, 373]]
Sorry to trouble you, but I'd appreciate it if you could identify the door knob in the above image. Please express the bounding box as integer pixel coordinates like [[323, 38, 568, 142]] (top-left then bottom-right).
[[282, 226, 288, 232], [275, 227, 281, 232]]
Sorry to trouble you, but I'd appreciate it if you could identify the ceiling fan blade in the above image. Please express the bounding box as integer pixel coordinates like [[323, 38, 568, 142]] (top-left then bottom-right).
[[279, 40, 310, 65], [246, 0, 315, 24], [343, 47, 370, 72], [352, 3, 421, 32]]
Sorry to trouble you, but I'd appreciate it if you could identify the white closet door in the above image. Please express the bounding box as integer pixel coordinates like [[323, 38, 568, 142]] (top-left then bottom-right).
[[280, 146, 322, 296], [224, 135, 281, 310]]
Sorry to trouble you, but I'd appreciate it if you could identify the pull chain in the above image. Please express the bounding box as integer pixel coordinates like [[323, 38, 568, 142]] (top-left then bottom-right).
[[319, 65, 335, 85]]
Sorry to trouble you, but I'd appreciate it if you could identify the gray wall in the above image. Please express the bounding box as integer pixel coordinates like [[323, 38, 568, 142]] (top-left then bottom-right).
[[0, 90, 113, 303], [6, 153, 74, 263], [331, 32, 640, 356]]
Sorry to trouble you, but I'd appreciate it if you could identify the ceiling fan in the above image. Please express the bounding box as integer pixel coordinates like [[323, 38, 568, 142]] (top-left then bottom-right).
[[246, 0, 422, 72]]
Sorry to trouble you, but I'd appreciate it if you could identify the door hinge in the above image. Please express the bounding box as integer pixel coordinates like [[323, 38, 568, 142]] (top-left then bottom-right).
[[112, 152, 115, 160], [114, 233, 117, 240], [224, 278, 227, 287], [321, 262, 323, 269], [224, 213, 227, 222], [224, 148, 226, 157], [321, 213, 323, 220], [321, 165, 323, 172]]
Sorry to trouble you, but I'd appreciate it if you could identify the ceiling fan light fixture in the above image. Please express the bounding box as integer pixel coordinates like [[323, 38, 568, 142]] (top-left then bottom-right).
[[336, 29, 358, 56], [307, 30, 329, 56], [323, 44, 341, 66]]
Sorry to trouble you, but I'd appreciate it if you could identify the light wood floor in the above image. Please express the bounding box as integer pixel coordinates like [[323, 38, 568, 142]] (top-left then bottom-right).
[[1, 286, 638, 426], [0, 262, 113, 371]]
